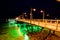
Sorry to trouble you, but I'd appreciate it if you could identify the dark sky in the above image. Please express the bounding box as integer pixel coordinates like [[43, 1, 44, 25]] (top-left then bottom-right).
[[8, 0, 59, 19]]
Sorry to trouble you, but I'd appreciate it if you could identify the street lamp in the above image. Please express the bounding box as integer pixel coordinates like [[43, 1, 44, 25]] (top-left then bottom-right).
[[21, 12, 27, 19], [23, 12, 28, 19], [24, 12, 26, 15], [33, 8, 36, 12], [40, 10, 45, 22], [46, 14, 50, 19], [30, 8, 36, 19], [16, 17, 19, 20], [46, 14, 49, 17]]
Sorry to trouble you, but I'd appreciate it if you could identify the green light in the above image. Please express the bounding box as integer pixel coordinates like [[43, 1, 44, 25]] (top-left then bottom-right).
[[5, 27, 22, 40], [38, 26, 42, 32], [8, 19, 16, 24], [32, 25, 42, 33], [27, 26, 33, 32], [8, 28, 19, 37], [17, 22, 43, 33], [33, 26, 37, 32], [24, 34, 30, 40], [23, 23, 27, 28], [17, 23, 22, 27], [8, 19, 17, 27], [17, 27, 24, 36], [0, 23, 9, 28], [20, 27, 28, 35]]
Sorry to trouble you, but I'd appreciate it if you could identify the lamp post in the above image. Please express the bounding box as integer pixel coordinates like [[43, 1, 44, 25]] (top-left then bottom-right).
[[30, 8, 36, 19], [24, 12, 28, 19], [22, 12, 27, 19], [40, 10, 45, 22]]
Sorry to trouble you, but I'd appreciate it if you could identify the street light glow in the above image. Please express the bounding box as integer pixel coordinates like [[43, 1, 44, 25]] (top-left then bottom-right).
[[16, 17, 19, 20], [40, 10, 44, 13], [24, 34, 29, 40], [33, 8, 36, 11], [46, 14, 49, 16], [56, 0, 60, 2], [30, 14, 32, 15], [24, 12, 26, 15], [40, 10, 45, 22]]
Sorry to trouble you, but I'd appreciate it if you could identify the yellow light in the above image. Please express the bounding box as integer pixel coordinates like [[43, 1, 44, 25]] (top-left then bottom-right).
[[46, 14, 49, 16], [56, 0, 60, 2], [33, 9, 36, 11], [24, 13, 26, 15], [40, 10, 44, 13], [17, 27, 23, 36], [16, 17, 18, 20]]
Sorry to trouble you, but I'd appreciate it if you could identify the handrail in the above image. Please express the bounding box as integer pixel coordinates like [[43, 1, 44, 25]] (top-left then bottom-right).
[[16, 19, 60, 32]]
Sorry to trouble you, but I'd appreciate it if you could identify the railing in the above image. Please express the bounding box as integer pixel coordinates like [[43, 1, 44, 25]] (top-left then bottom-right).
[[16, 19, 60, 32]]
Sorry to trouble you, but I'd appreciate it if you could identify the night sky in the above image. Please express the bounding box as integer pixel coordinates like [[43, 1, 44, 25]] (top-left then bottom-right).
[[4, 0, 60, 19]]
